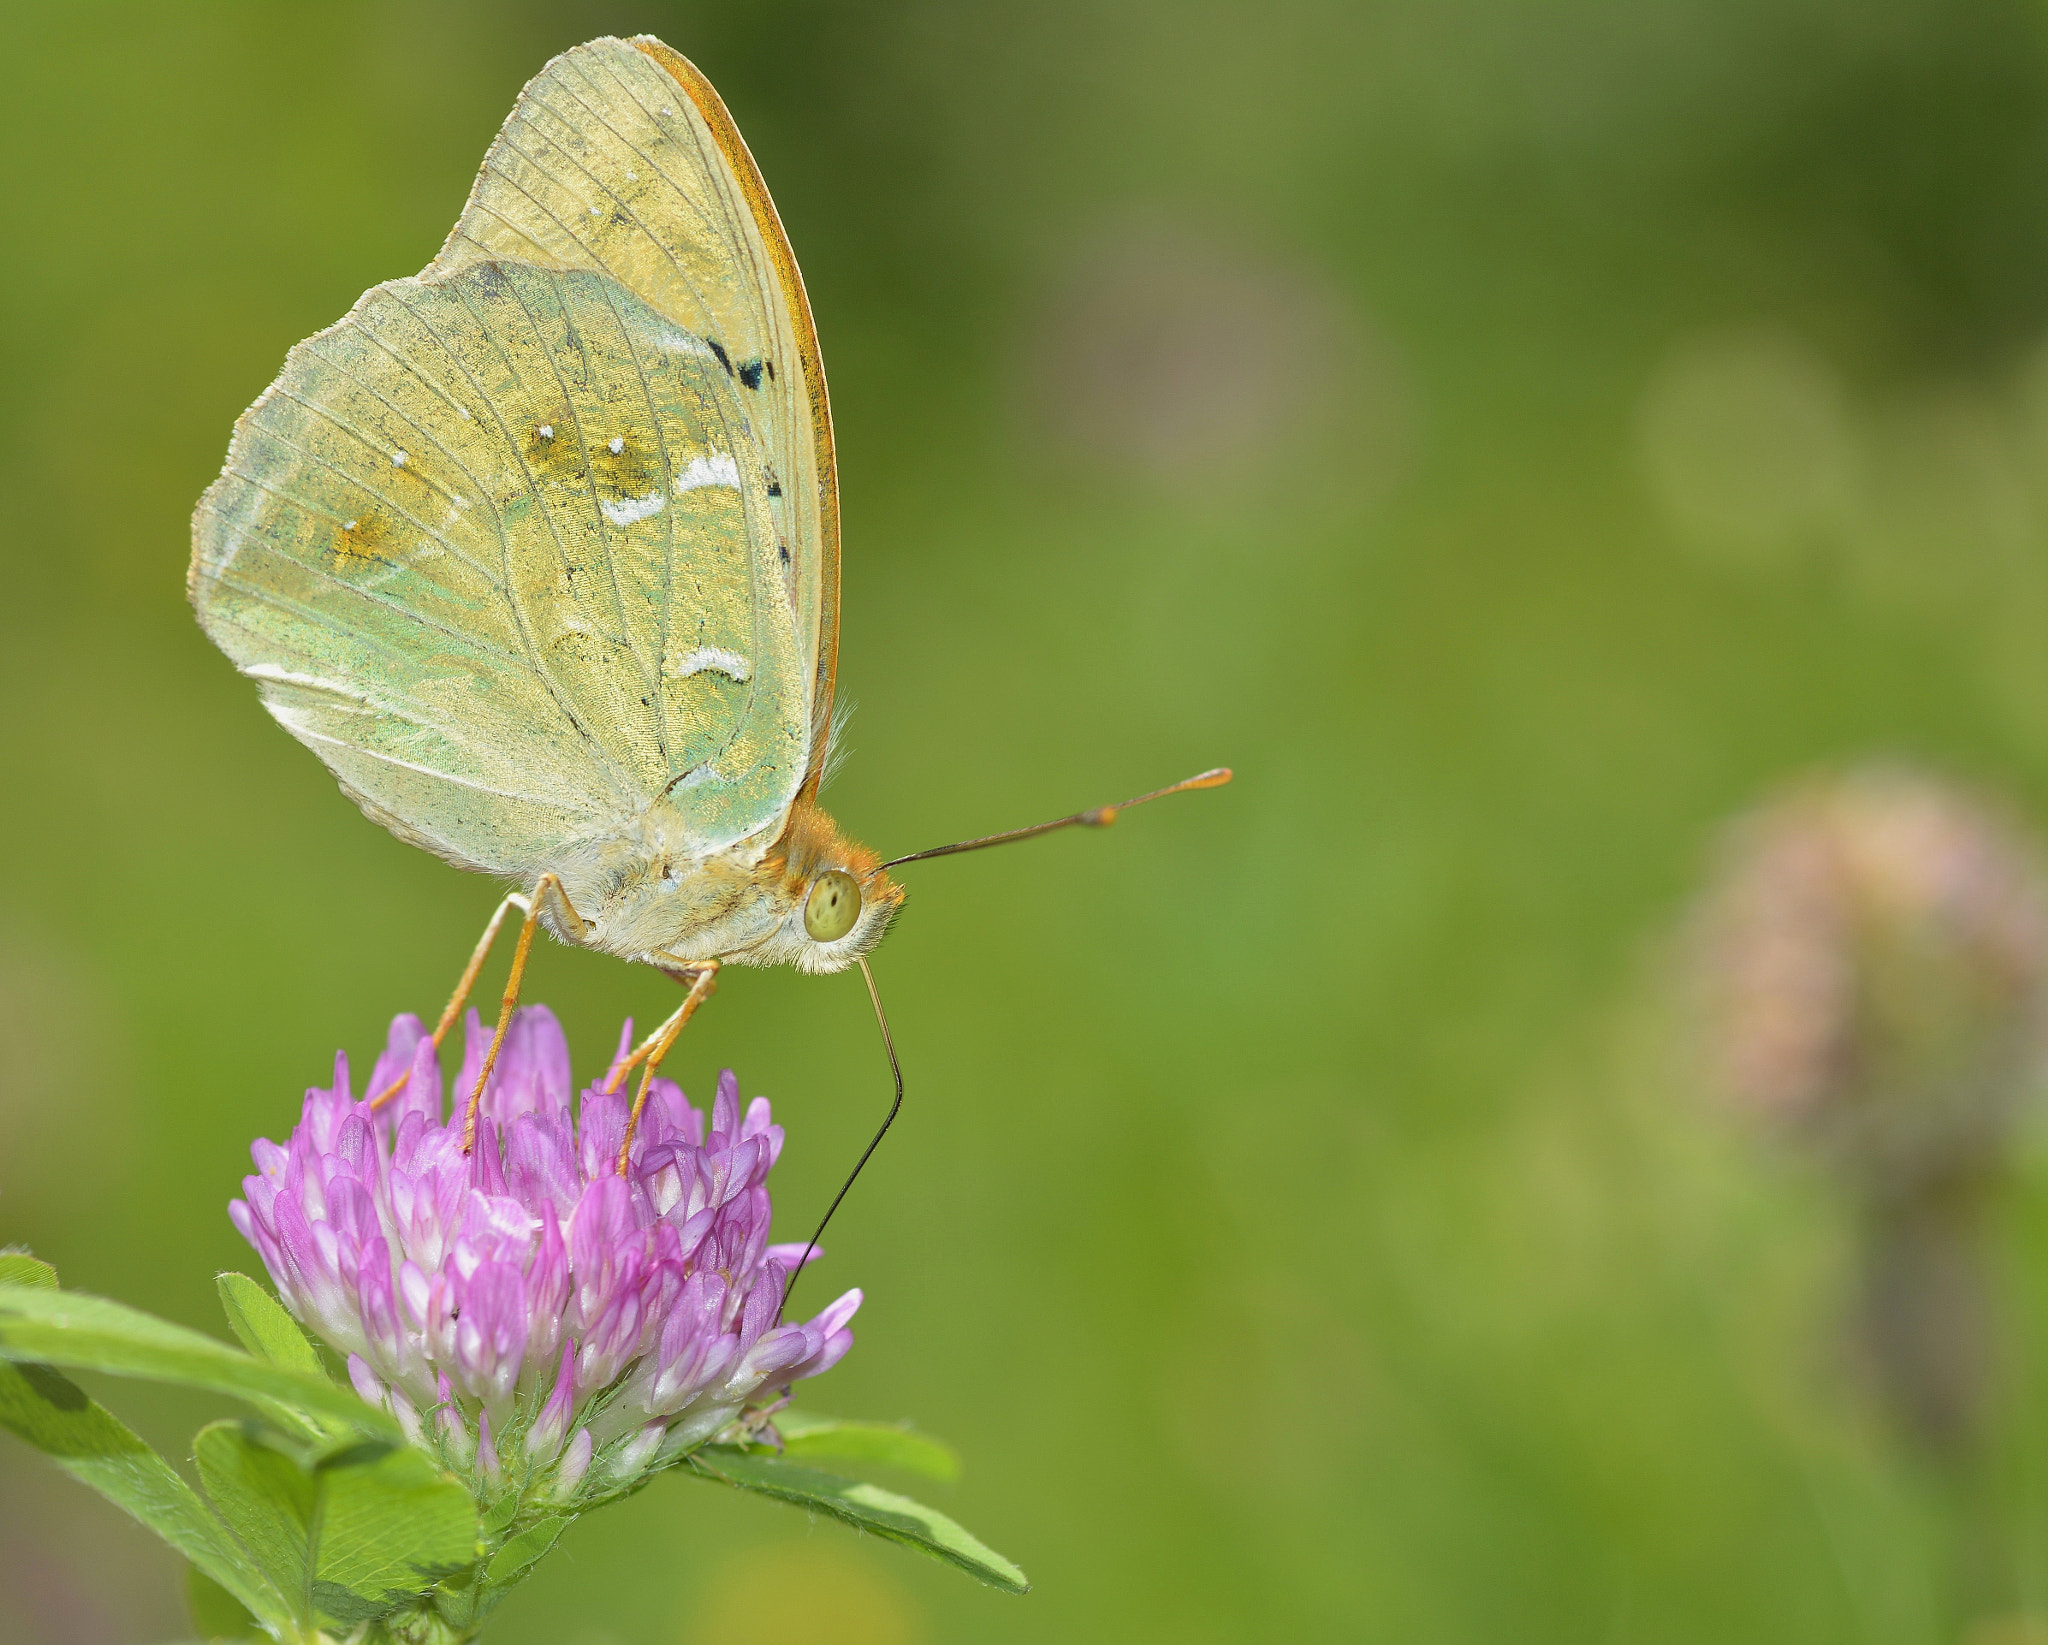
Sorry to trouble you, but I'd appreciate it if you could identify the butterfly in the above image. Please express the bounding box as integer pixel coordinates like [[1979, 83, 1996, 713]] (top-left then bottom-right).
[[189, 35, 1227, 1223]]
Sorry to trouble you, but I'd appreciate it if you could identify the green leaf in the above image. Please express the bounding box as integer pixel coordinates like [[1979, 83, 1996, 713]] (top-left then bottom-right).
[[775, 1411, 961, 1483], [0, 1360, 283, 1625], [215, 1274, 336, 1444], [186, 1564, 262, 1641], [0, 1285, 395, 1439], [194, 1420, 317, 1613], [312, 1438, 479, 1624], [483, 1514, 571, 1589], [0, 1254, 57, 1290], [216, 1275, 324, 1378], [686, 1446, 1029, 1593], [195, 1422, 480, 1630], [481, 1487, 523, 1537]]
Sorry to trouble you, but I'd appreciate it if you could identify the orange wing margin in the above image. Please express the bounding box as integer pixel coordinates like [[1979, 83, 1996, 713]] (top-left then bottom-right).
[[631, 37, 843, 804]]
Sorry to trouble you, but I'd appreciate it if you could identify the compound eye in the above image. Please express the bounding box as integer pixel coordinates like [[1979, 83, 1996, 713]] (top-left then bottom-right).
[[804, 869, 862, 942]]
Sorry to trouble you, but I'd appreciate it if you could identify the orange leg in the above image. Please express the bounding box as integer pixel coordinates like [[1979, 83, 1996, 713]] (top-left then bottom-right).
[[614, 961, 720, 1177], [455, 873, 588, 1156], [369, 892, 526, 1113], [600, 963, 729, 1095], [601, 1014, 679, 1097]]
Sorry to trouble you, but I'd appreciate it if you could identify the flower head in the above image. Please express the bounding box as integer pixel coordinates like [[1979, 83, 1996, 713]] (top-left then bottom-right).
[[1689, 765, 2048, 1453], [1690, 765, 2048, 1191], [231, 1006, 859, 1496]]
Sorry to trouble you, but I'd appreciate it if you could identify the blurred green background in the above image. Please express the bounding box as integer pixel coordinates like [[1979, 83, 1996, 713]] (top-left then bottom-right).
[[16, 1, 2048, 1640]]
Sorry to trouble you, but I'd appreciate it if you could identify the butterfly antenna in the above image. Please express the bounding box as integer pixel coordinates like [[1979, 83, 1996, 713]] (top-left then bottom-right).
[[874, 766, 1231, 873], [782, 956, 902, 1320]]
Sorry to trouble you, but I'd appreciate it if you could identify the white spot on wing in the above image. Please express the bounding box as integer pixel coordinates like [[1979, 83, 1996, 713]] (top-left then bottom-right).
[[392, 450, 408, 467], [675, 453, 741, 491], [671, 647, 751, 683], [244, 664, 368, 701], [538, 424, 554, 440], [656, 328, 712, 361], [608, 436, 624, 455], [600, 491, 667, 526]]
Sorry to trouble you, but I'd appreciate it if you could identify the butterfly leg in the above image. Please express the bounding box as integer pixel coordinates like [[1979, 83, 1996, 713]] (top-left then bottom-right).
[[456, 873, 589, 1155], [368, 891, 529, 1112], [597, 964, 717, 1095], [612, 961, 721, 1176]]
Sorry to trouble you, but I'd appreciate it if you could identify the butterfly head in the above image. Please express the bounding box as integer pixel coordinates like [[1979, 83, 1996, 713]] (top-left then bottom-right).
[[750, 799, 905, 975]]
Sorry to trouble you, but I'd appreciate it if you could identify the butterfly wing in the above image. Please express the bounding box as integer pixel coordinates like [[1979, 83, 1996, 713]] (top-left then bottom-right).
[[189, 36, 839, 878], [191, 260, 811, 872], [434, 35, 840, 796]]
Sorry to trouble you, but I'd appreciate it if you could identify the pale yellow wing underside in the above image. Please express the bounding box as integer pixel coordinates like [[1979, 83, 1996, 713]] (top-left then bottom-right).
[[435, 35, 840, 777], [192, 261, 807, 872], [189, 37, 839, 878]]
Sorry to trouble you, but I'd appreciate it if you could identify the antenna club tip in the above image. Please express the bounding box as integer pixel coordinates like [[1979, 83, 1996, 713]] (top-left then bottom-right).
[[1188, 767, 1233, 789]]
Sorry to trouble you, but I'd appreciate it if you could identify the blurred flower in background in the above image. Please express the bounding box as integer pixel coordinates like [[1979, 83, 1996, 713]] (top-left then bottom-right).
[[1689, 765, 2048, 1452]]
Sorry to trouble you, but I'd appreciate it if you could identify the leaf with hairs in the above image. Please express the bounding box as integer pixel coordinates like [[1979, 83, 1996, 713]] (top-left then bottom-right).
[[686, 1446, 1027, 1592], [0, 1361, 283, 1625], [0, 1253, 57, 1290], [195, 1422, 479, 1630], [215, 1273, 339, 1444], [0, 1285, 394, 1439], [312, 1437, 479, 1623], [215, 1274, 323, 1378], [193, 1420, 316, 1615], [483, 1514, 572, 1590], [774, 1411, 961, 1483]]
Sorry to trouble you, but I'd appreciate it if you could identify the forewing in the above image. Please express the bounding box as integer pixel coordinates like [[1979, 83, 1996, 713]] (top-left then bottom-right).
[[435, 35, 840, 788], [190, 261, 809, 874]]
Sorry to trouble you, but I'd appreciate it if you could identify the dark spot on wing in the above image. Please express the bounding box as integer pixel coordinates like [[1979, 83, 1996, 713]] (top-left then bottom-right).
[[706, 339, 734, 377], [764, 465, 782, 498], [738, 359, 765, 390], [778, 543, 791, 567], [764, 358, 776, 382], [525, 417, 582, 479], [333, 511, 393, 570], [594, 430, 661, 498]]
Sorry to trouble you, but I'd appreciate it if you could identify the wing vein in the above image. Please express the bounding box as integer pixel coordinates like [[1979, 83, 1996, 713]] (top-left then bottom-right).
[[592, 274, 678, 774], [497, 267, 645, 682], [414, 272, 644, 798], [257, 383, 506, 591]]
